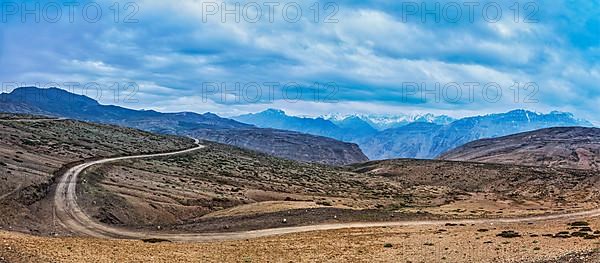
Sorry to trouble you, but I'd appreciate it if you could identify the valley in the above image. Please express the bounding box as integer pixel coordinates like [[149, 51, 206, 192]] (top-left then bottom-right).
[[1, 112, 599, 263], [3, 1, 597, 261]]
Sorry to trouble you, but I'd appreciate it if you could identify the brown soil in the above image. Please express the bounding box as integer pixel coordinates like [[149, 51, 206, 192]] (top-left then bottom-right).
[[78, 142, 600, 232], [2, 217, 600, 263], [0, 116, 193, 234]]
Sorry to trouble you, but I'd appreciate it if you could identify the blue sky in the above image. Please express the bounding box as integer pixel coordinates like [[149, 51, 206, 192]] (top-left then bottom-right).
[[0, 0, 598, 121]]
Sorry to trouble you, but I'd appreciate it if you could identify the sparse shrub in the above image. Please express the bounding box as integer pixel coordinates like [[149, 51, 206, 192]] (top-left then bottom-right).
[[571, 231, 589, 238], [496, 231, 521, 238], [316, 200, 333, 206], [383, 243, 393, 248], [553, 231, 571, 239], [569, 221, 589, 227], [576, 227, 593, 232]]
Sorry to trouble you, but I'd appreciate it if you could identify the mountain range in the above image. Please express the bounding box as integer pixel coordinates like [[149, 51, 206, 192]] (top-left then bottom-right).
[[2, 87, 594, 163], [233, 109, 378, 142], [0, 87, 368, 165], [233, 109, 594, 160], [323, 113, 456, 130]]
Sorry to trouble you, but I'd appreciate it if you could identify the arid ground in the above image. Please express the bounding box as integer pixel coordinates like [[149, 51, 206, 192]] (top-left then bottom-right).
[[1, 217, 600, 262], [1, 115, 600, 262]]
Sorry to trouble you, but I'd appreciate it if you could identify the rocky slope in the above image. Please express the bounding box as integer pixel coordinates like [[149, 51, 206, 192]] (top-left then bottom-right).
[[438, 127, 600, 170], [0, 114, 194, 234], [190, 128, 368, 165], [82, 138, 600, 232]]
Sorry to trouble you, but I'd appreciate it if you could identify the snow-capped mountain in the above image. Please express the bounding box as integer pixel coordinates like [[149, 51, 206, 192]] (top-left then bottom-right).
[[233, 109, 377, 141], [234, 109, 594, 160], [356, 109, 594, 159], [323, 113, 455, 130]]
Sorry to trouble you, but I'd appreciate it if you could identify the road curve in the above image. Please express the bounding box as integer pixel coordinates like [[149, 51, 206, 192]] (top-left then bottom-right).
[[53, 139, 600, 242]]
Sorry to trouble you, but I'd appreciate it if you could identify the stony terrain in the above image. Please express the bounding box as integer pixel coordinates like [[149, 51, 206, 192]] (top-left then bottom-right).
[[1, 113, 600, 263], [2, 217, 600, 262], [439, 127, 600, 170], [0, 114, 194, 234], [76, 140, 600, 234], [79, 141, 405, 229]]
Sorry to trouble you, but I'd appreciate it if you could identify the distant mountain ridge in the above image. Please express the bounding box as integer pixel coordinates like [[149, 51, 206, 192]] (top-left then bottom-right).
[[0, 87, 368, 165], [1, 87, 249, 132], [322, 112, 455, 130], [233, 108, 593, 160], [361, 109, 593, 159], [233, 109, 377, 141]]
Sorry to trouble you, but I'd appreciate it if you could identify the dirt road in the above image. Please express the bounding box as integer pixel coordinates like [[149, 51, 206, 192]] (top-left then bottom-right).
[[50, 138, 600, 242]]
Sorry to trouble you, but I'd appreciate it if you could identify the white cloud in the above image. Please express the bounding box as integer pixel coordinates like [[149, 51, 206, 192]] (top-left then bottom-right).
[[0, 0, 598, 122]]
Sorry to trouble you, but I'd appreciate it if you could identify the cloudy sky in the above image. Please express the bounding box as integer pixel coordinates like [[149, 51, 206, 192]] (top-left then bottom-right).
[[0, 0, 598, 121]]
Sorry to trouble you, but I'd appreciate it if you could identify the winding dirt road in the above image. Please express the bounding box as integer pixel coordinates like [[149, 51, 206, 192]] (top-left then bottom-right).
[[52, 139, 600, 243]]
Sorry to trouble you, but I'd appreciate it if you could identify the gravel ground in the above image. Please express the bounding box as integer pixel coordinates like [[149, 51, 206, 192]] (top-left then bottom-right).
[[1, 216, 599, 263]]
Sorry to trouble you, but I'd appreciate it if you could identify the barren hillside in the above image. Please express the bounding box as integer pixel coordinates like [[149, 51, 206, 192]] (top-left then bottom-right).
[[0, 114, 194, 234], [80, 141, 600, 233], [439, 127, 600, 170]]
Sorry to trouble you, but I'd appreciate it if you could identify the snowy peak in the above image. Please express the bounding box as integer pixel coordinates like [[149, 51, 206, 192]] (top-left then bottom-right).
[[324, 113, 455, 130]]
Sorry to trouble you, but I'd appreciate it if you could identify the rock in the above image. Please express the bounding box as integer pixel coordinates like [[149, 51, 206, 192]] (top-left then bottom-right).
[[142, 238, 171, 244]]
